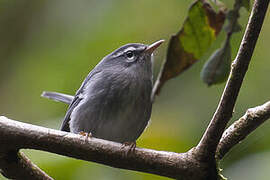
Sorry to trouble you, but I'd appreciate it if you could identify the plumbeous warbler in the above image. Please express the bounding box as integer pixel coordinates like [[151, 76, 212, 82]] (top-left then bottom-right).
[[45, 40, 164, 143]]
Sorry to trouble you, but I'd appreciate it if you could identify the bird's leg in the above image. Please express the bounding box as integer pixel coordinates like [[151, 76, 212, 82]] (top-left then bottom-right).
[[122, 141, 137, 154], [79, 131, 92, 142]]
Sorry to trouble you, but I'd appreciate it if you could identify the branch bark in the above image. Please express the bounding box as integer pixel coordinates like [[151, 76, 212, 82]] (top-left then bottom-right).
[[196, 0, 269, 159], [1, 99, 270, 180], [0, 116, 205, 180], [216, 101, 270, 160], [0, 151, 53, 180]]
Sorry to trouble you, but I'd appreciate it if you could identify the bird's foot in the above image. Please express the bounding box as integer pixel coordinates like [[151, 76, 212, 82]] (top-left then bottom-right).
[[79, 131, 92, 142], [122, 141, 136, 154]]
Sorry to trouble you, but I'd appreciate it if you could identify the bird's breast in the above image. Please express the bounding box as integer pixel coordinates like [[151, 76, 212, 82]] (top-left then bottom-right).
[[70, 70, 152, 142]]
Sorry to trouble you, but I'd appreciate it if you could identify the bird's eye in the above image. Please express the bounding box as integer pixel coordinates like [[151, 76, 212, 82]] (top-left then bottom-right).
[[126, 51, 134, 59]]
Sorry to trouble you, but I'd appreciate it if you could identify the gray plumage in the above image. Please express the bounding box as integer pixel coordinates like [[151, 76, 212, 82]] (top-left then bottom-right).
[[44, 40, 164, 143], [41, 91, 73, 104]]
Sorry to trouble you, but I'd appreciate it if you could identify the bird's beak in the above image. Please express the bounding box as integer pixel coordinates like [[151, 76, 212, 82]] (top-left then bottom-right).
[[144, 40, 165, 54]]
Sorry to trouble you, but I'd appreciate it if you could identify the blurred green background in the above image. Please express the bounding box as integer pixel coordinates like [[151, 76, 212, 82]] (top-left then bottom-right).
[[0, 0, 269, 179]]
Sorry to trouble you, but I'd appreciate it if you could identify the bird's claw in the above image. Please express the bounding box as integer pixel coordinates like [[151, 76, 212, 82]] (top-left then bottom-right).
[[122, 142, 136, 154], [79, 131, 92, 142]]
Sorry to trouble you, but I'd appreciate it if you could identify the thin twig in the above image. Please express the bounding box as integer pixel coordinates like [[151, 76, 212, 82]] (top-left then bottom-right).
[[196, 0, 269, 159], [216, 101, 270, 160], [0, 151, 53, 180]]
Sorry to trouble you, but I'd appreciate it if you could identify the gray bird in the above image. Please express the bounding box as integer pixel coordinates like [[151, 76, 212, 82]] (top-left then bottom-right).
[[42, 40, 164, 143]]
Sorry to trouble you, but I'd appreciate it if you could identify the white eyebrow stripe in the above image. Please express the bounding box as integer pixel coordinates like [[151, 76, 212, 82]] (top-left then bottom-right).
[[112, 47, 137, 58], [123, 47, 136, 52]]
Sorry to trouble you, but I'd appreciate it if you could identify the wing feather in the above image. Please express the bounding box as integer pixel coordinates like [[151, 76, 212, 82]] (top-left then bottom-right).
[[60, 70, 101, 132]]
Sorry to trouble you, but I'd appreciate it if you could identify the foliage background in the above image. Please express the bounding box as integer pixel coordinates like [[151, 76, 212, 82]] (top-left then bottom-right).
[[0, 0, 269, 179]]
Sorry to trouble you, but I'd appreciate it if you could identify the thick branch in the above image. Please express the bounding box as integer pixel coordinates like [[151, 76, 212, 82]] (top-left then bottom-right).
[[216, 101, 270, 159], [196, 0, 269, 159], [0, 116, 204, 179], [0, 151, 53, 180]]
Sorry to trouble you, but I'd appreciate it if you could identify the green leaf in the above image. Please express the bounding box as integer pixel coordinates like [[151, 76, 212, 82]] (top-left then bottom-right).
[[225, 10, 242, 33], [153, 0, 225, 97], [232, 21, 242, 32], [225, 20, 242, 33], [242, 0, 250, 11], [200, 39, 231, 86]]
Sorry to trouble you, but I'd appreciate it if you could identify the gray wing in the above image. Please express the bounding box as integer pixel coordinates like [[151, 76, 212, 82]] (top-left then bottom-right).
[[60, 69, 101, 132], [60, 95, 81, 131]]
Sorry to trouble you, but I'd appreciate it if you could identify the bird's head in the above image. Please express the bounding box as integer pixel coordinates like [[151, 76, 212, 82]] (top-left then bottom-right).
[[100, 40, 164, 73]]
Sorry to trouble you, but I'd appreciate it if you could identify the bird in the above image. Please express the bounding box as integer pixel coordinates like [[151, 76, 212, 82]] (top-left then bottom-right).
[[42, 40, 164, 143]]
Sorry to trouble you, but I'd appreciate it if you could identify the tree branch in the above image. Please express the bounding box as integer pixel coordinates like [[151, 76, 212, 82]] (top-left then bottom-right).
[[0, 151, 53, 180], [216, 101, 270, 160], [1, 103, 270, 179], [196, 0, 269, 159], [0, 116, 205, 180]]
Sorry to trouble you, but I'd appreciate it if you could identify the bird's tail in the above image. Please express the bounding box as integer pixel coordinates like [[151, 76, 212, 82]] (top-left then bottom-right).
[[41, 91, 73, 104]]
